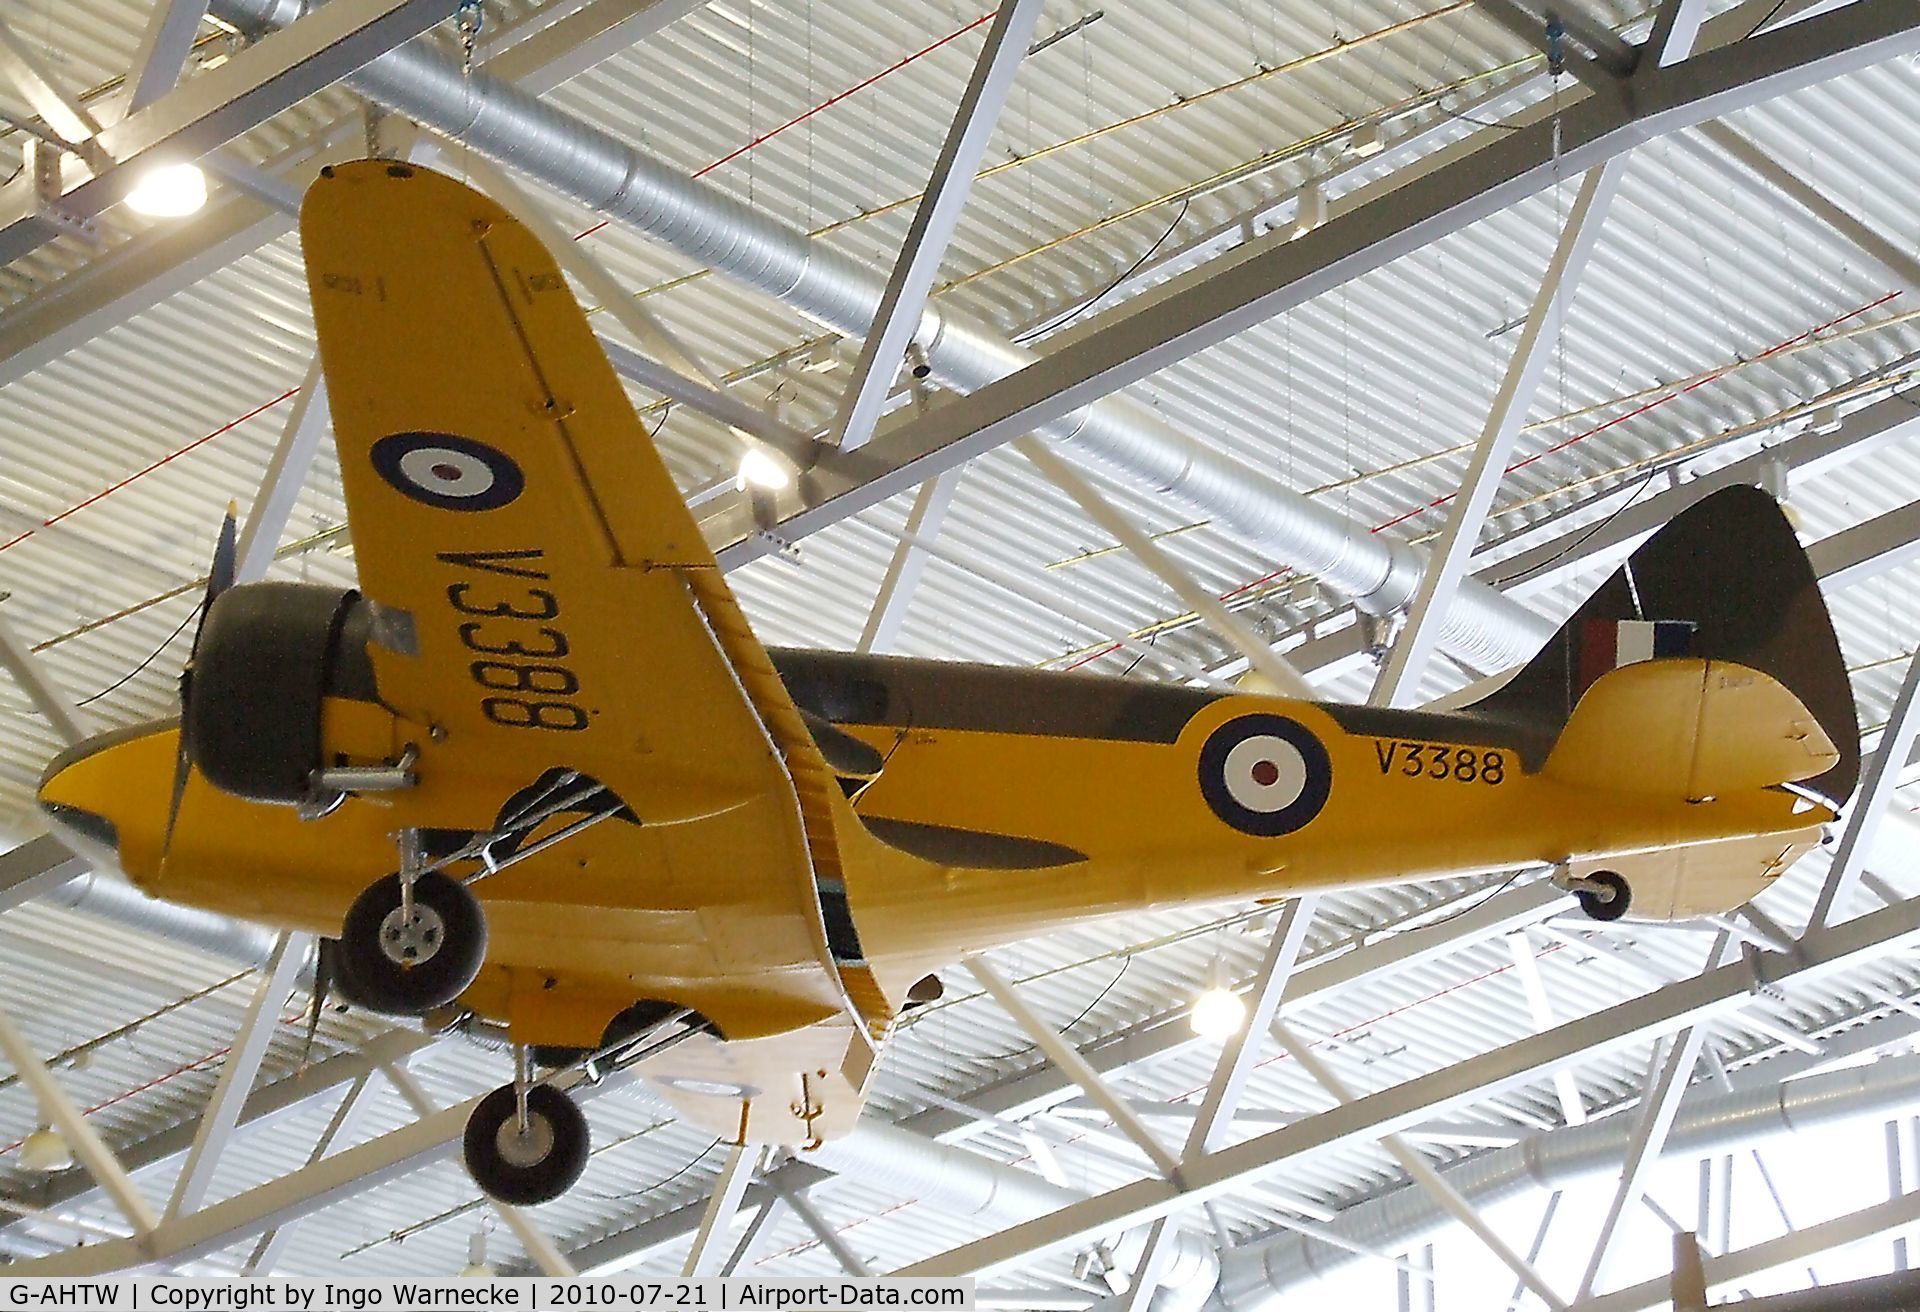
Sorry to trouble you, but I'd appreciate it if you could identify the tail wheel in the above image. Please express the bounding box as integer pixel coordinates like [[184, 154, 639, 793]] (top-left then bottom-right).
[[463, 1083, 590, 1206], [338, 872, 487, 1015], [1576, 870, 1632, 922]]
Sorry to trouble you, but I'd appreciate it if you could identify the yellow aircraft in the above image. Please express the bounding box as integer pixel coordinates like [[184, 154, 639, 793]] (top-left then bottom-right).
[[34, 161, 1859, 1207]]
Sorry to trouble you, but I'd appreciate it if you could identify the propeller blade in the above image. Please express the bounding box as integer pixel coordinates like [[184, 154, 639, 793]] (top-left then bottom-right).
[[162, 504, 242, 863]]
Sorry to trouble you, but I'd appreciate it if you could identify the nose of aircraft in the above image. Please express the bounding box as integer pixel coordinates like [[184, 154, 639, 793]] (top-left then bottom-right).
[[36, 721, 178, 876]]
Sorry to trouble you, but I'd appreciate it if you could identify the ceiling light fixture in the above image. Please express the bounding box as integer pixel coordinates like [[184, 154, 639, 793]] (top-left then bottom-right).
[[1190, 956, 1247, 1039], [736, 447, 794, 493], [125, 162, 208, 218], [20, 1125, 72, 1173]]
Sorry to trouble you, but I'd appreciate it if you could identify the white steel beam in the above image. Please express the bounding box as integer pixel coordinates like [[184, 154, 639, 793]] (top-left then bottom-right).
[[1508, 1192, 1564, 1312], [1582, 1186, 1920, 1312], [774, 1179, 872, 1278], [1809, 650, 1920, 930], [1700, 122, 1920, 291], [1017, 438, 1312, 697], [381, 1062, 576, 1277], [683, 1144, 757, 1277], [901, 891, 1920, 1277], [1373, 161, 1623, 705], [968, 958, 1181, 1178], [0, 606, 87, 746], [244, 1071, 380, 1275], [0, 836, 89, 911], [235, 363, 329, 584], [856, 472, 961, 654], [123, 0, 214, 116], [1506, 931, 1586, 1126], [0, 1003, 160, 1236], [719, 1198, 783, 1276], [1274, 1019, 1568, 1311], [0, 15, 104, 148], [1186, 898, 1319, 1158], [1644, 0, 1712, 69], [1576, 1024, 1710, 1298], [0, 0, 687, 390], [0, 0, 458, 264], [846, 2, 1920, 516], [167, 932, 312, 1220], [833, 0, 1046, 451]]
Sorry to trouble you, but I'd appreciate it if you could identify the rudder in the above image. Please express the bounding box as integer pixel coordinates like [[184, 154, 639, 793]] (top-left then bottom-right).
[[1468, 485, 1859, 807]]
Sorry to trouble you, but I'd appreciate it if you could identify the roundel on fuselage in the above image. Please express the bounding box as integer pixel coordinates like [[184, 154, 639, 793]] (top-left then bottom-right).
[[1198, 714, 1332, 837]]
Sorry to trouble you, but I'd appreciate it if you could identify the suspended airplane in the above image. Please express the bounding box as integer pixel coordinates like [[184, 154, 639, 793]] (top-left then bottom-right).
[[34, 160, 1859, 1208]]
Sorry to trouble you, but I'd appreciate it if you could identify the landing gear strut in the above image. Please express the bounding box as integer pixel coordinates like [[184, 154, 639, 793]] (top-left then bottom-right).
[[337, 830, 487, 1015], [463, 1046, 590, 1206]]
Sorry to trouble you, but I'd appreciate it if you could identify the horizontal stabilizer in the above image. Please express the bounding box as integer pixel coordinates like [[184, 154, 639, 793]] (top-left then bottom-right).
[[1544, 659, 1839, 800]]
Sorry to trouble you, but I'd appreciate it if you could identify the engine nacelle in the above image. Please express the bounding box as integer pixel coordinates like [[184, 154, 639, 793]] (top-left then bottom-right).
[[185, 582, 381, 804]]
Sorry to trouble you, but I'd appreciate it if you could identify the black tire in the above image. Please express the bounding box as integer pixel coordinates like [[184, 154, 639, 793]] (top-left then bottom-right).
[[1576, 870, 1632, 922], [337, 872, 487, 1015], [463, 1083, 590, 1206]]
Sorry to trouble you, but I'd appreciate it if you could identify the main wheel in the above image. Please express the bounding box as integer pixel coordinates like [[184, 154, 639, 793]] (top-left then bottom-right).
[[337, 872, 486, 1015], [463, 1083, 590, 1206], [1575, 870, 1632, 922]]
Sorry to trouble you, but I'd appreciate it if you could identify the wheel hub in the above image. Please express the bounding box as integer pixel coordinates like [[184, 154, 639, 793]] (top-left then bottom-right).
[[495, 1111, 555, 1169], [378, 901, 446, 967]]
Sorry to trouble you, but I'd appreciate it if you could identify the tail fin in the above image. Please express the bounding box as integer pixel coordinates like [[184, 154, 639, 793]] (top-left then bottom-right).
[[1468, 485, 1859, 807]]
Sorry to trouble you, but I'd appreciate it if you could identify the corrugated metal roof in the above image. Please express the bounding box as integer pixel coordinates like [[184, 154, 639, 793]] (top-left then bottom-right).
[[0, 0, 1918, 1294]]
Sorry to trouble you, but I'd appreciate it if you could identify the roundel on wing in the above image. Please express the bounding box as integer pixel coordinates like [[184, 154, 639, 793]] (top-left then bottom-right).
[[1198, 714, 1332, 837], [371, 432, 524, 512]]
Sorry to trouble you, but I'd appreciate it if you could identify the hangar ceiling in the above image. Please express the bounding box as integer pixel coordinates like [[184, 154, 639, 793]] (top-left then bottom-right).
[[1, 0, 1920, 1304]]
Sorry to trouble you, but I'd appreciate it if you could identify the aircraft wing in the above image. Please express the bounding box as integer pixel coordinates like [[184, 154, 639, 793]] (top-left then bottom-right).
[[301, 160, 860, 1040]]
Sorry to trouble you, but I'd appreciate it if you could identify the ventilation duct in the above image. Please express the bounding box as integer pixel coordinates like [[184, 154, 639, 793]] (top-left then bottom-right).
[[204, 0, 1556, 674]]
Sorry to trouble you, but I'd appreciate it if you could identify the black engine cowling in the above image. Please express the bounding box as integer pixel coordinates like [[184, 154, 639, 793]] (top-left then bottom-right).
[[184, 582, 381, 804]]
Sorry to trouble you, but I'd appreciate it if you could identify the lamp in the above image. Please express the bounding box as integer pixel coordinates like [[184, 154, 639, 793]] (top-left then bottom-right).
[[125, 162, 208, 218]]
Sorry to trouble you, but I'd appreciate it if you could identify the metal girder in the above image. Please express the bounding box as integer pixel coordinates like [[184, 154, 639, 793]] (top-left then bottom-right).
[[0, 606, 87, 746], [244, 1071, 379, 1275], [1274, 1019, 1567, 1311], [1644, 0, 1713, 70], [840, 2, 1920, 518], [968, 958, 1181, 1177], [1809, 650, 1920, 930], [123, 0, 214, 116], [0, 0, 683, 390], [235, 363, 329, 583], [773, 1179, 871, 1278], [1582, 1186, 1920, 1312], [167, 932, 312, 1220], [1254, 395, 1920, 690], [1700, 122, 1920, 290], [683, 1144, 757, 1277], [0, 16, 105, 148], [1481, 392, 1920, 599], [856, 471, 960, 654], [0, 0, 459, 265], [833, 0, 1046, 451], [1372, 161, 1622, 706], [1017, 438, 1312, 697], [0, 835, 89, 912], [899, 891, 1920, 1277], [0, 1003, 161, 1238], [1576, 1023, 1711, 1298], [1505, 931, 1586, 1126]]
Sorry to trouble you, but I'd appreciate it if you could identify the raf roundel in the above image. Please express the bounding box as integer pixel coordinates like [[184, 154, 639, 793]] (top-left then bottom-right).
[[1198, 714, 1332, 837], [371, 432, 525, 512]]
